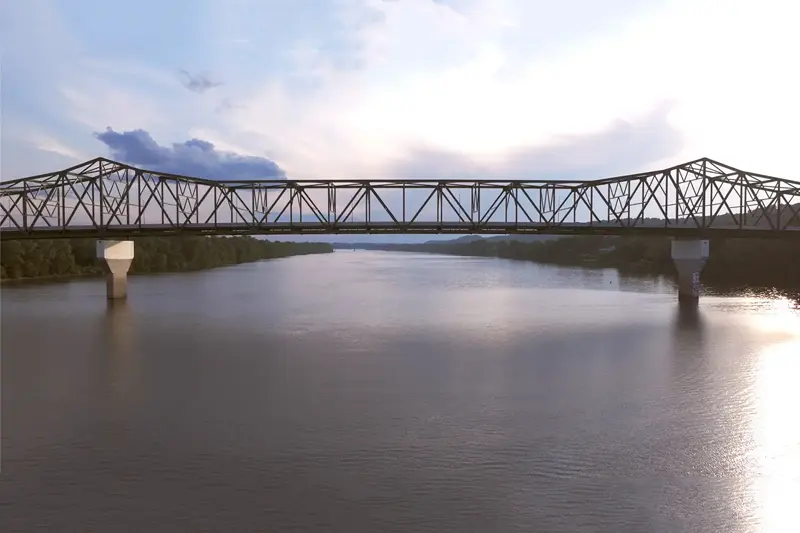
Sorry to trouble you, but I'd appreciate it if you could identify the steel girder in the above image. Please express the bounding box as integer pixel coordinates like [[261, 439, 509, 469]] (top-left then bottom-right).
[[1, 157, 799, 240]]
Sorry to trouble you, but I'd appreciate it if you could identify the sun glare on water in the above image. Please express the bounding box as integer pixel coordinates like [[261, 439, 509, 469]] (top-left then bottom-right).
[[747, 299, 800, 532]]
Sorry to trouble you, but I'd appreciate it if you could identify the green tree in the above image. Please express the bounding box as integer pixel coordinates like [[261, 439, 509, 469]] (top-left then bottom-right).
[[1, 240, 25, 278]]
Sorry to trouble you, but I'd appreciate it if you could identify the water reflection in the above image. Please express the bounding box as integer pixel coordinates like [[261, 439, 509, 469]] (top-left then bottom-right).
[[674, 302, 704, 333], [101, 300, 140, 404], [1, 252, 798, 533], [669, 300, 706, 360]]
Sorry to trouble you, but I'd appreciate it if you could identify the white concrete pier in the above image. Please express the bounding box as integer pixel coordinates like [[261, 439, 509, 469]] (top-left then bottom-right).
[[97, 240, 134, 300], [671, 239, 709, 306]]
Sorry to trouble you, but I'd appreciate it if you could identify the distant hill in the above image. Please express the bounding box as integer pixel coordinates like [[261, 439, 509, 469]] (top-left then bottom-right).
[[484, 234, 563, 243], [423, 234, 562, 245], [333, 233, 563, 250], [423, 235, 484, 245]]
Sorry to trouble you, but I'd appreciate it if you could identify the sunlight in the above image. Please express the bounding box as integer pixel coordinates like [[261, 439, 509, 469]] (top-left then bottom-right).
[[748, 303, 800, 532], [751, 299, 800, 340]]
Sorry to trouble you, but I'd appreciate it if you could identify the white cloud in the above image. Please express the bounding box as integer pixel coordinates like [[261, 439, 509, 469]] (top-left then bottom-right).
[[31, 135, 86, 160], [2, 0, 800, 182], [210, 0, 800, 180]]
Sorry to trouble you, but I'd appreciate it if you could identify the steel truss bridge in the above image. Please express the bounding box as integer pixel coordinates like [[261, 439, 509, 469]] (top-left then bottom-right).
[[1, 157, 799, 240]]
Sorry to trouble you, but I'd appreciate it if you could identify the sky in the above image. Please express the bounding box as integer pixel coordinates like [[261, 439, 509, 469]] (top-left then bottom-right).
[[2, 0, 799, 240]]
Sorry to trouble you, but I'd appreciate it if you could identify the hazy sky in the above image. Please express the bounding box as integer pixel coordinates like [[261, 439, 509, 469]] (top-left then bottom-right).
[[2, 0, 798, 183]]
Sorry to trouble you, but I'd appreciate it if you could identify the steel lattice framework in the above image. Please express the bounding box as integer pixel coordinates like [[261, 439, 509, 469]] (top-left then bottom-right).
[[1, 157, 800, 240]]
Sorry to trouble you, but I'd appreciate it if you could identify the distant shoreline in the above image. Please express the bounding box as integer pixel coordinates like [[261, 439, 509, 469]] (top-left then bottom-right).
[[1, 236, 333, 285], [332, 238, 800, 298], [0, 255, 310, 286]]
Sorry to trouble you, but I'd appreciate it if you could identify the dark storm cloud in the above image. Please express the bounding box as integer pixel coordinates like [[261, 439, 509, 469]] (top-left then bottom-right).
[[93, 128, 286, 180], [178, 69, 223, 94]]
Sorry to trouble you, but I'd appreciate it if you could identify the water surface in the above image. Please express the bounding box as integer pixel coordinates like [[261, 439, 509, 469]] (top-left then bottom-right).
[[1, 251, 798, 532]]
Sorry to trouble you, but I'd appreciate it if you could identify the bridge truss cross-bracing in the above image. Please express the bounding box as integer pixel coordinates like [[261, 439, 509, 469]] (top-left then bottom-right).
[[1, 157, 800, 240]]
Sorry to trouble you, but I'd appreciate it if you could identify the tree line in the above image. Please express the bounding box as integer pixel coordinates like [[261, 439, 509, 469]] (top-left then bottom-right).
[[0, 236, 333, 281], [367, 236, 800, 292]]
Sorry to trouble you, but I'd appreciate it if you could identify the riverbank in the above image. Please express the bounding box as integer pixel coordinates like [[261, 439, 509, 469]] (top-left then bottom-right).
[[337, 236, 800, 295], [1, 236, 333, 283]]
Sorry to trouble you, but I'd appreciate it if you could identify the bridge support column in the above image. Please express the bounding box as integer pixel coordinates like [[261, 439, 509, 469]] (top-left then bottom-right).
[[671, 239, 709, 307], [97, 240, 134, 300]]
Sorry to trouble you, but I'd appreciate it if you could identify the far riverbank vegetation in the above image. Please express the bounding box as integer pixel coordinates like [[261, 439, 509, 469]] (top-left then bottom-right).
[[0, 236, 333, 282], [335, 236, 800, 295]]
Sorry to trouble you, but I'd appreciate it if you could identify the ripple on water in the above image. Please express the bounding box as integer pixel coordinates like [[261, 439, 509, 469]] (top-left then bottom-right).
[[1, 251, 797, 532]]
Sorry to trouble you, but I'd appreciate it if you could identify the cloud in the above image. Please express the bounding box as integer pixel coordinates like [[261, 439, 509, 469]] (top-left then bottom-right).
[[1, 137, 84, 180], [93, 128, 286, 180], [351, 102, 685, 225], [386, 102, 683, 180], [178, 70, 224, 94], [215, 98, 247, 114], [4, 0, 800, 186]]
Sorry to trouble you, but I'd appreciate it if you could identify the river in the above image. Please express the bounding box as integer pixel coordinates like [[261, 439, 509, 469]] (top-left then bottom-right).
[[1, 251, 798, 532]]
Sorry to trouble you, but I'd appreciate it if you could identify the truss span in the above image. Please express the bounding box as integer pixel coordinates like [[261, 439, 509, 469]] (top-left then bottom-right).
[[1, 157, 799, 240]]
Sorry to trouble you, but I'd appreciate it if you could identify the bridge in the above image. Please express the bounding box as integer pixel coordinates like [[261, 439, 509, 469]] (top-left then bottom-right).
[[2, 157, 799, 303]]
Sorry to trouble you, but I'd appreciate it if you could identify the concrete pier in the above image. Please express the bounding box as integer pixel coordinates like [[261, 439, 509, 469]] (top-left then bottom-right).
[[97, 240, 134, 300], [671, 239, 709, 306]]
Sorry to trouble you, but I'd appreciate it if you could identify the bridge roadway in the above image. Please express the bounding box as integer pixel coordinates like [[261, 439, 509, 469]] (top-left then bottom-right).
[[1, 156, 799, 303]]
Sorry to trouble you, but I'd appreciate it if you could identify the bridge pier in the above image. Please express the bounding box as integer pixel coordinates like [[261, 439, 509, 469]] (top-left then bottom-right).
[[671, 239, 709, 307], [96, 240, 134, 300]]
